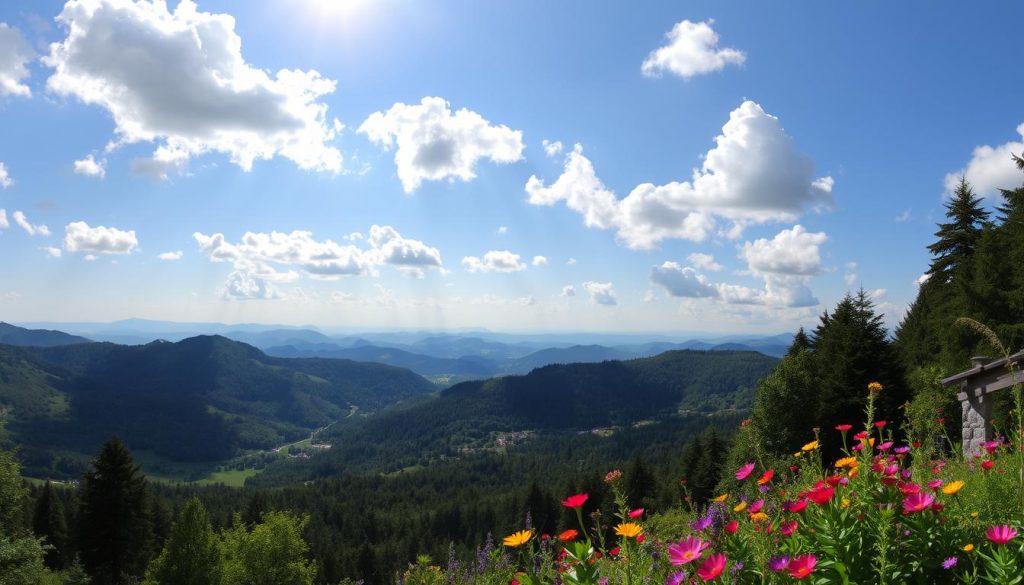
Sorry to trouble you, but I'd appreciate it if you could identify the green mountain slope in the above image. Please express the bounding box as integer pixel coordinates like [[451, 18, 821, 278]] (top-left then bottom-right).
[[0, 322, 91, 347], [0, 335, 435, 477]]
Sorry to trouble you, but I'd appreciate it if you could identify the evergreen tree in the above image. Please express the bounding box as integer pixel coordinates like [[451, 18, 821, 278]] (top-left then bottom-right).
[[787, 327, 811, 357], [748, 348, 816, 456], [142, 497, 222, 585], [0, 448, 47, 583], [927, 176, 990, 280], [33, 481, 69, 570], [78, 437, 155, 585], [624, 456, 655, 509], [811, 291, 906, 454]]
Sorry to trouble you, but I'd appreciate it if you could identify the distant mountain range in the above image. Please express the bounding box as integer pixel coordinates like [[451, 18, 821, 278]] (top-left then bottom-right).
[[0, 332, 434, 478], [0, 322, 91, 347]]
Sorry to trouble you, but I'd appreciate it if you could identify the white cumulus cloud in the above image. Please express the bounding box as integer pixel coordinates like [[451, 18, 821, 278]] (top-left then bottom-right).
[[945, 123, 1024, 197], [582, 281, 617, 306], [560, 285, 576, 297], [740, 225, 827, 276], [0, 22, 32, 97], [0, 162, 13, 188], [359, 96, 524, 192], [63, 221, 138, 254], [687, 252, 723, 272], [13, 211, 51, 236], [73, 154, 106, 178], [44, 246, 62, 258], [0, 209, 7, 229], [194, 225, 443, 297], [650, 262, 720, 298], [531, 255, 548, 266], [45, 0, 343, 177], [462, 250, 527, 273], [157, 250, 183, 261], [526, 101, 832, 249], [641, 19, 745, 79], [542, 139, 563, 157]]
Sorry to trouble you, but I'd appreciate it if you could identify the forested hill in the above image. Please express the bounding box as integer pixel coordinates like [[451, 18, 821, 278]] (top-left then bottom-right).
[[0, 335, 435, 478], [259, 350, 776, 481], [0, 322, 91, 347]]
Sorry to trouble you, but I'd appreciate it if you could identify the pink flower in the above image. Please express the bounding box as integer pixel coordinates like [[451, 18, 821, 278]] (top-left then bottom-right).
[[984, 441, 1000, 454], [787, 499, 808, 514], [986, 525, 1019, 545], [748, 499, 765, 514], [668, 537, 708, 565], [875, 420, 887, 429], [902, 492, 935, 514], [781, 520, 798, 536], [697, 553, 727, 581], [928, 479, 943, 490], [628, 508, 644, 519], [788, 554, 817, 579], [835, 424, 853, 432], [878, 441, 893, 452], [736, 463, 755, 481]]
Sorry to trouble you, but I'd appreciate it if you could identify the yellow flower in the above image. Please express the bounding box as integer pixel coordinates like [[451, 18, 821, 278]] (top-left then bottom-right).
[[841, 498, 851, 509], [970, 512, 979, 518], [793, 452, 803, 458], [835, 457, 857, 469], [801, 440, 819, 452], [868, 382, 883, 392], [733, 501, 747, 513], [503, 529, 533, 548], [712, 493, 728, 503], [614, 523, 643, 539], [962, 543, 974, 552], [942, 480, 965, 495], [748, 512, 768, 523]]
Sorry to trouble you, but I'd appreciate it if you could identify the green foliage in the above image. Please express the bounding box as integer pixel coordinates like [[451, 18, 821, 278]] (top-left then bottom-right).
[[77, 437, 155, 585], [0, 447, 47, 585], [221, 512, 316, 585], [905, 365, 954, 459], [143, 498, 222, 585]]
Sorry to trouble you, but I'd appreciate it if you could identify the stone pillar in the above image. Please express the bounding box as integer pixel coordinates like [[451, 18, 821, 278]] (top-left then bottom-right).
[[961, 390, 993, 457]]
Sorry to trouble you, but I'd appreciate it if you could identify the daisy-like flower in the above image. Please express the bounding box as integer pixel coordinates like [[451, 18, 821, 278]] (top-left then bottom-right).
[[562, 493, 588, 508], [558, 529, 578, 542], [835, 457, 857, 469], [628, 508, 644, 519], [801, 440, 819, 452], [942, 480, 965, 495], [788, 554, 817, 579], [733, 501, 747, 513], [748, 512, 769, 523], [986, 525, 1018, 545], [736, 463, 755, 481], [962, 543, 974, 552], [781, 520, 798, 536], [757, 469, 775, 485], [668, 537, 708, 565], [748, 499, 765, 513], [942, 557, 958, 570], [614, 522, 643, 539], [724, 520, 738, 534], [665, 572, 686, 585], [696, 553, 726, 581], [835, 424, 853, 432], [902, 492, 935, 514], [712, 493, 728, 503], [503, 529, 533, 548]]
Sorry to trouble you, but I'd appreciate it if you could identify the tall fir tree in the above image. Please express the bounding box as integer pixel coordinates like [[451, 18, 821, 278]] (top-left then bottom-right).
[[78, 437, 155, 585], [33, 481, 69, 570], [927, 176, 990, 281], [142, 497, 222, 585]]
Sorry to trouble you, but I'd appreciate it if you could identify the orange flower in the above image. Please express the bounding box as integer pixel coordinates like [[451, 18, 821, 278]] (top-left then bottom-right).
[[868, 382, 883, 392], [614, 522, 643, 539], [503, 530, 533, 548], [942, 480, 965, 495], [558, 529, 578, 542], [712, 493, 728, 503], [748, 512, 769, 523]]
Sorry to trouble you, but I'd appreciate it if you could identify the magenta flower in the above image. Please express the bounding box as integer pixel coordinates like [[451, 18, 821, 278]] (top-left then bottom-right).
[[697, 553, 726, 581], [902, 492, 935, 514], [748, 499, 765, 513], [665, 572, 685, 585], [767, 555, 790, 572], [668, 537, 708, 565], [788, 554, 817, 579], [986, 525, 1019, 545], [735, 463, 755, 481], [942, 557, 958, 570]]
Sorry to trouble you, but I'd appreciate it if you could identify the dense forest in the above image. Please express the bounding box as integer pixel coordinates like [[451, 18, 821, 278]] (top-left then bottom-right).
[[2, 160, 1022, 584]]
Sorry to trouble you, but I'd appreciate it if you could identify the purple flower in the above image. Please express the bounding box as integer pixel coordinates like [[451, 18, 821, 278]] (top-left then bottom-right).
[[665, 571, 686, 585], [598, 578, 609, 585], [689, 515, 713, 531], [768, 555, 790, 572], [942, 556, 958, 570]]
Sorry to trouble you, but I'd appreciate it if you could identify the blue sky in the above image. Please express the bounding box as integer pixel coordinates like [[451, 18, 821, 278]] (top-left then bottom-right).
[[0, 0, 1022, 334]]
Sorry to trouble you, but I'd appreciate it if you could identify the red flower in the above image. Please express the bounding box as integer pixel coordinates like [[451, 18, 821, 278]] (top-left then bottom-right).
[[982, 460, 994, 471], [788, 499, 809, 513], [781, 520, 798, 536], [853, 431, 869, 441], [609, 547, 621, 557], [805, 486, 834, 506], [697, 553, 727, 581], [541, 533, 550, 541], [875, 421, 887, 429], [636, 534, 645, 544], [558, 529, 578, 542], [562, 493, 589, 508], [628, 508, 644, 519], [825, 475, 843, 487], [898, 483, 921, 495], [835, 424, 853, 432], [725, 520, 739, 534], [757, 469, 775, 485]]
